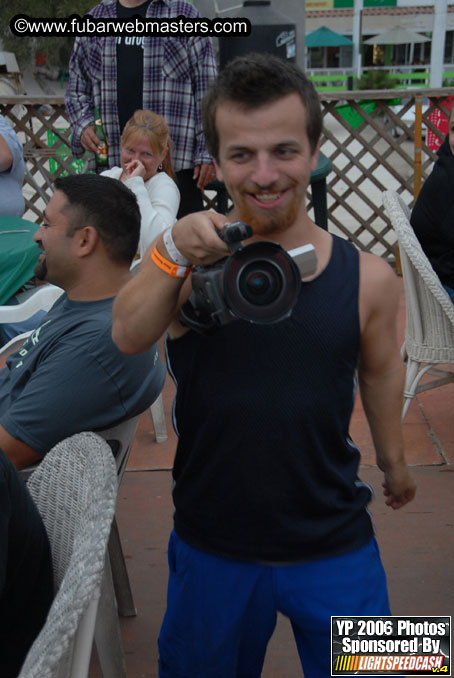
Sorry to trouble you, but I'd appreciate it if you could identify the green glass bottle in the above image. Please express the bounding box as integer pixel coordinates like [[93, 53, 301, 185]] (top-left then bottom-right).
[[93, 107, 108, 168]]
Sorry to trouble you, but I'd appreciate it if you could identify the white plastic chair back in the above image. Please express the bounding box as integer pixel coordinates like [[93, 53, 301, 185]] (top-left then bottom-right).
[[0, 330, 33, 359], [98, 416, 140, 620], [0, 284, 63, 322]]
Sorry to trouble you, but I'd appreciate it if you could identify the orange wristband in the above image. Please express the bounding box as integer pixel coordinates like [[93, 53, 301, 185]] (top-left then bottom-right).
[[151, 246, 192, 278]]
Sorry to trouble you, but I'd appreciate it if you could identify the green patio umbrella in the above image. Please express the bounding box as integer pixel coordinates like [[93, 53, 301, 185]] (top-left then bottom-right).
[[306, 26, 353, 48]]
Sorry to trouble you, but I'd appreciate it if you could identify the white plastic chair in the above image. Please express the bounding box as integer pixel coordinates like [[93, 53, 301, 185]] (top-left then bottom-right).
[[0, 283, 63, 323], [18, 432, 118, 678], [93, 413, 164, 675], [93, 416, 143, 678], [98, 416, 141, 618], [150, 393, 167, 443], [382, 190, 454, 420], [0, 330, 34, 358]]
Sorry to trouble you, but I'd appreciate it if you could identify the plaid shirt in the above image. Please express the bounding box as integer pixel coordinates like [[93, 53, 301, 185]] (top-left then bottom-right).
[[65, 0, 217, 171]]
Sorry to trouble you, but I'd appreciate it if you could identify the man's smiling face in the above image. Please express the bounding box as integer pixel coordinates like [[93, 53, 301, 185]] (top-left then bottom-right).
[[213, 93, 319, 237], [34, 190, 79, 286]]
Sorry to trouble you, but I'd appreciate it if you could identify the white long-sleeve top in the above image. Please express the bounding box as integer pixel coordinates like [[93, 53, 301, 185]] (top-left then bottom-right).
[[101, 168, 180, 259]]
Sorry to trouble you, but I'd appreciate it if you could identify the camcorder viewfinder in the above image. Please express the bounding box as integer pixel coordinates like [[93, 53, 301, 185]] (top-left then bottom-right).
[[180, 221, 317, 334]]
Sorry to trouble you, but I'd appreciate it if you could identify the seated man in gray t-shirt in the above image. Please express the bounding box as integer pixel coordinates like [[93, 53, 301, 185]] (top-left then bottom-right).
[[0, 174, 165, 469]]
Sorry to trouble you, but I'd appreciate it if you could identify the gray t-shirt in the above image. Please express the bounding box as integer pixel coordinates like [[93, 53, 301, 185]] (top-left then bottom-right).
[[0, 294, 165, 455], [0, 115, 25, 217]]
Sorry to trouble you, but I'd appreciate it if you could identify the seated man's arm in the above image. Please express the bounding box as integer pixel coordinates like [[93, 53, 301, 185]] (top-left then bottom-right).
[[112, 210, 230, 354], [0, 425, 41, 470]]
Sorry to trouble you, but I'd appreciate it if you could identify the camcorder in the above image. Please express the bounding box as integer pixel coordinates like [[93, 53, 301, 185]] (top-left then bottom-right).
[[180, 222, 317, 334]]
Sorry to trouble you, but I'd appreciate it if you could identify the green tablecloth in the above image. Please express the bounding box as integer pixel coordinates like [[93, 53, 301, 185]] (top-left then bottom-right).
[[0, 215, 40, 305]]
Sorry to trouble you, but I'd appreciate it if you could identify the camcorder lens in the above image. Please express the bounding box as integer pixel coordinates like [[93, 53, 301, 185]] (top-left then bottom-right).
[[240, 263, 281, 306], [223, 241, 301, 324]]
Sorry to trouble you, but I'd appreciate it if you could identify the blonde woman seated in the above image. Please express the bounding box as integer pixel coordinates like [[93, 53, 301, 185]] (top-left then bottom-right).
[[102, 110, 180, 259]]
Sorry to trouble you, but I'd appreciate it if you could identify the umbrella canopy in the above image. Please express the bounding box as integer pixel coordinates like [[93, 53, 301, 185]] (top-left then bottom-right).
[[364, 26, 431, 45], [306, 26, 353, 48]]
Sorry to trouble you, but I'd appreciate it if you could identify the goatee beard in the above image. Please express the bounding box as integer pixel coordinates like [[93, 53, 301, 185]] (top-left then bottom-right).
[[236, 195, 300, 237]]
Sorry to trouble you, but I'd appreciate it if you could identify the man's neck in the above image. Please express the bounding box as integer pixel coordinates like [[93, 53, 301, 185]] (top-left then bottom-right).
[[229, 206, 315, 251], [64, 268, 132, 302]]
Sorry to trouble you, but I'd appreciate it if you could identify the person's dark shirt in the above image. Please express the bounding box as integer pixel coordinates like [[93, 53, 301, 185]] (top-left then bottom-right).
[[116, 0, 152, 132], [410, 134, 454, 288], [0, 449, 54, 676]]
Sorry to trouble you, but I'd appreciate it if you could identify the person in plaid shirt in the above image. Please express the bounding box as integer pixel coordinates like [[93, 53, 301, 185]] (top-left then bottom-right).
[[65, 0, 217, 216]]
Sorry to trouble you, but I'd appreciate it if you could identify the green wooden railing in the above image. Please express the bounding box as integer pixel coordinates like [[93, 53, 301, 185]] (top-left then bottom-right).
[[308, 70, 454, 93], [308, 73, 351, 92]]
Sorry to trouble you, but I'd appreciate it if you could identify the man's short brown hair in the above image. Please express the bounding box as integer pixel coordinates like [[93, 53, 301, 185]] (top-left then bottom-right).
[[202, 52, 323, 162]]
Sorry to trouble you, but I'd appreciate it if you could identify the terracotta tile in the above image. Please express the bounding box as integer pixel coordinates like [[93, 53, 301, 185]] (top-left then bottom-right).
[[414, 385, 454, 464], [402, 423, 446, 465]]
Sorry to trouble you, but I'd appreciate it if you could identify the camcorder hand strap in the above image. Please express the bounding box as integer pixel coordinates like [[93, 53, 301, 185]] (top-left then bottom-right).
[[179, 296, 219, 334]]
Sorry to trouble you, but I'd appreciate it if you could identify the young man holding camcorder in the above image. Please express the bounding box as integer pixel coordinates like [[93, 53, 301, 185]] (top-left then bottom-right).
[[113, 53, 415, 678]]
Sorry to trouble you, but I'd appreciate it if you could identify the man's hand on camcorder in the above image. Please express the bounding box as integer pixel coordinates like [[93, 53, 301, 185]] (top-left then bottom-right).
[[171, 211, 231, 266]]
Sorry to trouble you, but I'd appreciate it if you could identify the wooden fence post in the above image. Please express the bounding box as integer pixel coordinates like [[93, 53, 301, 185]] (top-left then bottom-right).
[[414, 97, 423, 199]]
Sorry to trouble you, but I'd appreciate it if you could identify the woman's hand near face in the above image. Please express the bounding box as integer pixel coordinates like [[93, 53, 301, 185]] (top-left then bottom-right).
[[121, 159, 146, 181]]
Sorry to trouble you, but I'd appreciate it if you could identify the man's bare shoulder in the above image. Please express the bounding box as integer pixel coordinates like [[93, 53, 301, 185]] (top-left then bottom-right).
[[358, 251, 400, 329], [359, 250, 399, 291]]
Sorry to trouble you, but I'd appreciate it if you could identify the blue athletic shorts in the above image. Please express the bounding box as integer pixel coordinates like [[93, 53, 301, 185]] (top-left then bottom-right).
[[158, 531, 392, 678]]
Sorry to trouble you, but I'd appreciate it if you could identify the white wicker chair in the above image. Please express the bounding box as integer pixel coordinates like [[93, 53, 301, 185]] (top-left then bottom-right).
[[382, 190, 454, 420], [16, 417, 141, 677], [18, 432, 118, 678]]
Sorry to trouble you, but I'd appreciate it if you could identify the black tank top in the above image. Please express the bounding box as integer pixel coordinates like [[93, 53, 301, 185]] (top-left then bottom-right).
[[166, 235, 374, 562]]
